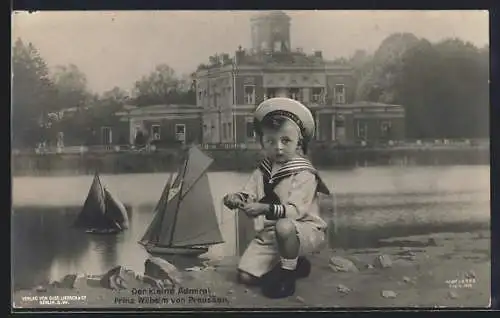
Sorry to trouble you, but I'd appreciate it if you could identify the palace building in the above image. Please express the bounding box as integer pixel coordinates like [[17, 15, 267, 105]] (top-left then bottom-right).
[[194, 11, 405, 145]]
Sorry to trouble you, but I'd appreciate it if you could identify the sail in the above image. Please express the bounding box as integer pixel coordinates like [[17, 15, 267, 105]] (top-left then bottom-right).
[[180, 146, 214, 198], [104, 188, 130, 230], [170, 174, 224, 247], [141, 146, 224, 248], [73, 173, 110, 230], [139, 173, 174, 246]]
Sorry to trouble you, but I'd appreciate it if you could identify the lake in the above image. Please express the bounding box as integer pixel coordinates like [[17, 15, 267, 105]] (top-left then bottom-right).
[[11, 165, 490, 291]]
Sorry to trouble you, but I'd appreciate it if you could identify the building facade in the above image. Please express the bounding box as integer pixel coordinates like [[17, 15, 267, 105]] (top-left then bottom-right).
[[194, 11, 405, 145], [116, 105, 203, 146]]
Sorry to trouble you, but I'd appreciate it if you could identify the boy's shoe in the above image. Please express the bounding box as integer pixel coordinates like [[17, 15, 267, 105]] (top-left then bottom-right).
[[261, 268, 296, 299], [263, 256, 311, 281]]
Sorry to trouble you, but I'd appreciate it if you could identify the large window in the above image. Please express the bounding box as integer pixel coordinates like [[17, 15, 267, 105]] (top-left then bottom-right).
[[245, 117, 256, 140], [357, 121, 367, 140], [335, 84, 346, 104], [174, 124, 185, 142], [151, 125, 161, 141], [264, 88, 277, 100], [312, 88, 323, 103], [244, 85, 255, 105], [381, 121, 392, 138], [289, 88, 300, 101]]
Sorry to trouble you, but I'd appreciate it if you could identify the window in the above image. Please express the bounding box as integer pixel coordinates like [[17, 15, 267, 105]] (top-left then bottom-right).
[[175, 124, 185, 142], [101, 127, 112, 145], [381, 121, 392, 138], [274, 41, 281, 52], [265, 88, 277, 100], [245, 118, 256, 140], [151, 125, 161, 141], [244, 85, 255, 105], [357, 121, 367, 140], [335, 84, 346, 104], [228, 122, 233, 140], [222, 123, 227, 140], [289, 88, 300, 101], [312, 88, 323, 103]]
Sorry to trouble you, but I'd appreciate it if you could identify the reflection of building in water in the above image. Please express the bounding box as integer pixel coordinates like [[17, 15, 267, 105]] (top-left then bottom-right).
[[194, 10, 406, 145]]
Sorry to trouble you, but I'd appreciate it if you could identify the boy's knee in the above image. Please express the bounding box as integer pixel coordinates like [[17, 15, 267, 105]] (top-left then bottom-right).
[[275, 219, 297, 238], [237, 270, 260, 286]]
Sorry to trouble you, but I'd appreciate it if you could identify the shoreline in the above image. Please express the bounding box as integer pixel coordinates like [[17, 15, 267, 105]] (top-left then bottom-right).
[[12, 230, 491, 309], [11, 146, 489, 177]]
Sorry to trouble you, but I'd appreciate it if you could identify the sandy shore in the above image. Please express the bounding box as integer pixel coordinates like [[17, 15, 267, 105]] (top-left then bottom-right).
[[12, 230, 490, 310]]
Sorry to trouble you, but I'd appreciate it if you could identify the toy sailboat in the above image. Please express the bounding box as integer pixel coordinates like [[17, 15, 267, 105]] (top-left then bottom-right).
[[138, 146, 224, 256], [73, 172, 129, 234]]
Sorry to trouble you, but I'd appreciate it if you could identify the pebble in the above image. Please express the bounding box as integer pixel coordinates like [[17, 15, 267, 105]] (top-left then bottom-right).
[[403, 276, 412, 283], [35, 285, 47, 293], [465, 270, 476, 279], [448, 290, 459, 299], [329, 256, 359, 272], [381, 290, 397, 299], [295, 296, 305, 303], [337, 284, 351, 294], [428, 238, 437, 246], [375, 255, 393, 269]]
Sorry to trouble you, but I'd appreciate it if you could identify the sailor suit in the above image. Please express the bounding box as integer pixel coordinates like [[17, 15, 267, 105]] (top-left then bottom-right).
[[236, 157, 330, 278]]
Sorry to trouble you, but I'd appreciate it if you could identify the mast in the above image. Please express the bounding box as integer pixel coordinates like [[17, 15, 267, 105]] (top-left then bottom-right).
[[139, 173, 174, 246], [167, 148, 190, 247]]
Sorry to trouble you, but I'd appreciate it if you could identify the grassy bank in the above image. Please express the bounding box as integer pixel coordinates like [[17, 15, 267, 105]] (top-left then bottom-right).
[[11, 145, 489, 176]]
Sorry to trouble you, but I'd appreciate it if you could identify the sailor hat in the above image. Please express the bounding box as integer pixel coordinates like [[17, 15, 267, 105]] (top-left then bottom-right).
[[253, 97, 315, 140]]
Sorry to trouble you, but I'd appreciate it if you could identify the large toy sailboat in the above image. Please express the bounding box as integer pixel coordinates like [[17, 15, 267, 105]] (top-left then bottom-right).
[[138, 146, 224, 256], [73, 172, 130, 234]]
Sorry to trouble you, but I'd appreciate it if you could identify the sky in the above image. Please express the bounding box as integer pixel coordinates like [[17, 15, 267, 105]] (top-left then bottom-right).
[[12, 10, 489, 94]]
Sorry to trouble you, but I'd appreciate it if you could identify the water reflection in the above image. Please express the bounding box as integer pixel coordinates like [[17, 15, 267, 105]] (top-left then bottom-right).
[[11, 166, 490, 291]]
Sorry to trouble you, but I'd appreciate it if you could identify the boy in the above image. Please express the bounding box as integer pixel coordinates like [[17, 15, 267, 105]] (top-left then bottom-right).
[[223, 97, 330, 299]]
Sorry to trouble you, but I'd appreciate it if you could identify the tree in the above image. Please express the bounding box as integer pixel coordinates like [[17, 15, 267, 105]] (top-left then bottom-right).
[[132, 64, 196, 106], [12, 38, 57, 148], [51, 64, 92, 110]]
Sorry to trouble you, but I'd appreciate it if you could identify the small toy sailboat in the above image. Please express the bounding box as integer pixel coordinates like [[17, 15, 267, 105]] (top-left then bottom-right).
[[73, 172, 129, 234], [138, 146, 224, 256]]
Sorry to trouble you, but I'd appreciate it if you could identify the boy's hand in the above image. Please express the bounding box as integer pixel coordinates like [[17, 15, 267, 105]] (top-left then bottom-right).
[[241, 203, 268, 217], [223, 193, 244, 210]]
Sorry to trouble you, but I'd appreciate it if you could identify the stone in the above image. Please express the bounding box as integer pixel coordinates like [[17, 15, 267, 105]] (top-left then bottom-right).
[[35, 285, 47, 293], [142, 274, 166, 289], [86, 275, 103, 288], [402, 276, 412, 284], [99, 266, 145, 290], [295, 296, 305, 303], [58, 274, 78, 289], [381, 290, 397, 299], [337, 284, 351, 294], [448, 290, 459, 299], [465, 270, 476, 279], [329, 256, 359, 273], [366, 264, 374, 269], [144, 256, 183, 285], [427, 238, 438, 246], [374, 255, 393, 269], [72, 275, 88, 290]]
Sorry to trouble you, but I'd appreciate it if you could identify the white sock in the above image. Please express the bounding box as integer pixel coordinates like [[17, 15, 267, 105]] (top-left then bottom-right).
[[280, 257, 298, 271]]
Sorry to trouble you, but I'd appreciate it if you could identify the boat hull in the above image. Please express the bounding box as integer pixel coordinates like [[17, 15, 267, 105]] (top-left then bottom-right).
[[145, 245, 209, 256]]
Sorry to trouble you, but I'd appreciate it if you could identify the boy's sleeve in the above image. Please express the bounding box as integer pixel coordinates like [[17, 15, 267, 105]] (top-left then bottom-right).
[[266, 170, 317, 220], [235, 169, 260, 203]]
